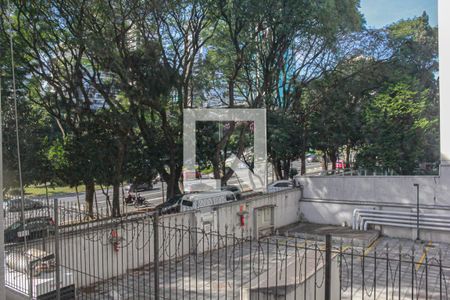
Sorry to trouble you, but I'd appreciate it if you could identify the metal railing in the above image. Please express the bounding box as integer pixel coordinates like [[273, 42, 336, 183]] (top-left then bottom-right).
[[3, 201, 450, 299]]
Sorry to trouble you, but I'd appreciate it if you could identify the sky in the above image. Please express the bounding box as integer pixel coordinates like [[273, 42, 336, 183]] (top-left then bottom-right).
[[360, 0, 438, 28]]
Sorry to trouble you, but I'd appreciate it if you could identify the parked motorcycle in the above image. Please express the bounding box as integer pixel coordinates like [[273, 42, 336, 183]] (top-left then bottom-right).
[[125, 193, 135, 205], [133, 194, 147, 207]]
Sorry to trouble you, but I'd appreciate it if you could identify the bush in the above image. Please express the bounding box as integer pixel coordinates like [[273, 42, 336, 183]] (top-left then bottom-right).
[[8, 188, 21, 196]]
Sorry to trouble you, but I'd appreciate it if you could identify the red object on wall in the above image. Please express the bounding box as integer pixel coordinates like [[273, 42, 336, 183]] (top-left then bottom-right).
[[239, 205, 245, 226], [111, 229, 120, 252]]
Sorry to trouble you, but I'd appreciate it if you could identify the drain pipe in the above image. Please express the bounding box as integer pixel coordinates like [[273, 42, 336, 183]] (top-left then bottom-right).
[[414, 183, 420, 240], [363, 220, 450, 231], [357, 211, 450, 230], [353, 209, 450, 230], [362, 217, 450, 230], [361, 216, 450, 230]]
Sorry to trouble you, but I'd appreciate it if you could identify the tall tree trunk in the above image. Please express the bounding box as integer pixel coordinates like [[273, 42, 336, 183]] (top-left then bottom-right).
[[112, 183, 121, 217], [214, 123, 236, 182], [100, 186, 112, 216], [301, 126, 308, 175], [94, 191, 99, 219], [346, 143, 351, 169], [75, 186, 82, 222], [162, 164, 182, 199], [300, 153, 306, 175], [321, 153, 328, 171], [274, 159, 283, 180], [112, 139, 126, 217], [212, 160, 221, 179], [282, 160, 290, 179], [328, 150, 337, 170], [222, 126, 247, 185], [228, 79, 235, 107], [44, 182, 50, 217], [84, 181, 95, 219]]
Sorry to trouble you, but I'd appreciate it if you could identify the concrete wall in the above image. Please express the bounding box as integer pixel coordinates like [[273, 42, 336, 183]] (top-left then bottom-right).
[[62, 212, 194, 286], [211, 189, 301, 238], [35, 189, 302, 288], [295, 166, 450, 242]]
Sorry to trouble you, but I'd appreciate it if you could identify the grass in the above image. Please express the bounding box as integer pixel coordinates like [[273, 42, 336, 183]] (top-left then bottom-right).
[[24, 184, 106, 197]]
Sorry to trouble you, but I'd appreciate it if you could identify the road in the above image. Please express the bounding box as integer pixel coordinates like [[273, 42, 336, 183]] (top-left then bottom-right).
[[55, 183, 166, 209], [291, 161, 322, 175], [53, 161, 322, 211], [4, 161, 323, 226]]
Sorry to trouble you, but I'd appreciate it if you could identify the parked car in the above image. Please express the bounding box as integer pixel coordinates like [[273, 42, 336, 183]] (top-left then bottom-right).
[[221, 185, 242, 200], [336, 160, 347, 169], [125, 182, 153, 193], [306, 154, 319, 163], [6, 248, 56, 276], [155, 194, 185, 214], [156, 191, 236, 214], [267, 180, 294, 193], [4, 217, 55, 244], [4, 198, 45, 213]]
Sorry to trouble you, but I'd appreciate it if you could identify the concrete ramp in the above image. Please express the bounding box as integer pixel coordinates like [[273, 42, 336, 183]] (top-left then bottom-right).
[[278, 222, 380, 247]]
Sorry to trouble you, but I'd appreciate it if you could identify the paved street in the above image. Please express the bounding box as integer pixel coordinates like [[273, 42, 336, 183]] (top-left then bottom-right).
[[4, 162, 319, 227], [55, 183, 166, 209]]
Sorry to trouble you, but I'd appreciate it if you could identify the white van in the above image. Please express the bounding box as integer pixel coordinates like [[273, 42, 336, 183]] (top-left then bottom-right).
[[157, 191, 236, 214]]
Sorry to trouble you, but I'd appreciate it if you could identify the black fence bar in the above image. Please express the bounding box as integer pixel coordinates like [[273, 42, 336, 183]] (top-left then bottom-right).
[[153, 214, 160, 300], [325, 234, 331, 300], [3, 199, 450, 299], [53, 198, 60, 300]]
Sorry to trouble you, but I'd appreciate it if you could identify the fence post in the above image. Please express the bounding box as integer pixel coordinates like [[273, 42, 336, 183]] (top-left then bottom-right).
[[54, 198, 61, 300], [325, 234, 332, 300], [28, 265, 33, 299], [153, 213, 160, 299]]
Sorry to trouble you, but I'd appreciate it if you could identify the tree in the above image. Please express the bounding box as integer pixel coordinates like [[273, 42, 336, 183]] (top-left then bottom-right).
[[308, 51, 392, 170], [267, 111, 302, 179], [196, 120, 253, 185], [1, 1, 142, 216], [1, 1, 101, 214], [357, 82, 435, 174], [77, 0, 216, 198], [0, 16, 57, 196], [1, 93, 56, 193], [355, 15, 439, 174], [253, 0, 363, 174], [201, 0, 364, 177]]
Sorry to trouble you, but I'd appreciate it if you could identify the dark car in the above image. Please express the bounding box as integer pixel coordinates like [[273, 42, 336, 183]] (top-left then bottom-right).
[[4, 217, 55, 244], [126, 182, 153, 193], [155, 195, 185, 214], [306, 154, 319, 163], [221, 185, 242, 200], [5, 198, 44, 213]]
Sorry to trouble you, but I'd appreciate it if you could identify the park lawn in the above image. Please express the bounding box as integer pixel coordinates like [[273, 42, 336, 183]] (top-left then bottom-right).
[[24, 184, 105, 197]]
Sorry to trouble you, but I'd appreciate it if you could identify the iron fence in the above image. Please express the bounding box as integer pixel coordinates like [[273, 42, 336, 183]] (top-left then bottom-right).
[[3, 200, 450, 299]]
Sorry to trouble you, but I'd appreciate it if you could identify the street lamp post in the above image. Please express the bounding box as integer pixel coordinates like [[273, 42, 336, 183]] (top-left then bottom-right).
[[0, 76, 6, 299], [413, 183, 420, 241], [161, 178, 165, 202]]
